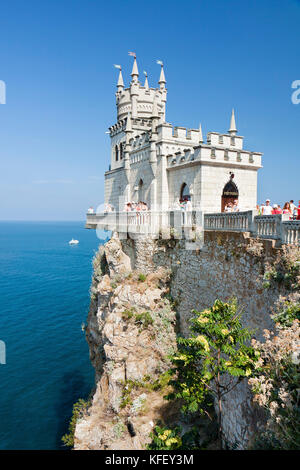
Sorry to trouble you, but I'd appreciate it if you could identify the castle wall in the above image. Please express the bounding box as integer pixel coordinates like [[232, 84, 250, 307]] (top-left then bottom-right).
[[200, 165, 257, 212]]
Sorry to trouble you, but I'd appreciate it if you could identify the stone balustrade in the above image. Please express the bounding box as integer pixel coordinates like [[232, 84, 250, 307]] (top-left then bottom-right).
[[86, 210, 300, 246], [204, 211, 253, 232]]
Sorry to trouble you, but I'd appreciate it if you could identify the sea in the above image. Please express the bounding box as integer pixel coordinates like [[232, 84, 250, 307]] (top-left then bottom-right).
[[0, 221, 108, 450]]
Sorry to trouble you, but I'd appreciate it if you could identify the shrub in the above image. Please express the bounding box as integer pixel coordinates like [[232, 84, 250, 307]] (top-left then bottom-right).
[[138, 273, 147, 282], [249, 319, 300, 450], [165, 299, 259, 446], [134, 311, 153, 330], [62, 398, 91, 448]]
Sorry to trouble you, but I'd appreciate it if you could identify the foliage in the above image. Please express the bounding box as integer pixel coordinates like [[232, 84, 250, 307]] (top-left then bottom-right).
[[121, 308, 153, 332], [113, 419, 126, 439], [263, 246, 300, 291], [147, 425, 183, 449], [120, 372, 172, 409], [134, 311, 153, 330], [249, 319, 300, 450], [165, 299, 259, 444], [138, 273, 147, 282], [122, 308, 135, 320], [146, 423, 210, 450], [272, 300, 300, 328], [61, 398, 91, 448]]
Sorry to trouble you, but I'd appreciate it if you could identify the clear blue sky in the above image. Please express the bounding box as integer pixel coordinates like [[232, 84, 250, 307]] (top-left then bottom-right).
[[0, 0, 299, 220]]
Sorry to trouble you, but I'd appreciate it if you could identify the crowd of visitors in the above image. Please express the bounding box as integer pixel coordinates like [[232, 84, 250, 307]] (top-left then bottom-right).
[[89, 197, 300, 221], [257, 199, 300, 220], [124, 201, 149, 212]]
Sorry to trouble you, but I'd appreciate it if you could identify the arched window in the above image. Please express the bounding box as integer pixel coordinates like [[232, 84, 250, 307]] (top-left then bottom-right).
[[180, 183, 190, 201], [120, 142, 124, 160], [115, 145, 119, 161]]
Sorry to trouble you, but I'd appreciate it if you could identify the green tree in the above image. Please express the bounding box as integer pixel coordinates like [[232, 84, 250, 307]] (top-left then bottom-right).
[[166, 299, 259, 447]]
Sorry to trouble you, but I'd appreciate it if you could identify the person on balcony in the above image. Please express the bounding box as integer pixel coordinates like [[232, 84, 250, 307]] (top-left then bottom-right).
[[232, 199, 239, 212], [282, 202, 292, 218], [261, 199, 273, 215], [87, 206, 95, 214], [224, 202, 233, 212], [272, 204, 282, 215]]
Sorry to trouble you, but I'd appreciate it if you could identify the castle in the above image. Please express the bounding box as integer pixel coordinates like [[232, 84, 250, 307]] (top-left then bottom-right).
[[104, 55, 262, 213]]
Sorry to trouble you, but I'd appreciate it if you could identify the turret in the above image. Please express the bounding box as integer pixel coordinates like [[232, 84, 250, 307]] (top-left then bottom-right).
[[129, 53, 139, 119], [114, 65, 124, 103], [130, 54, 139, 83], [157, 60, 166, 90]]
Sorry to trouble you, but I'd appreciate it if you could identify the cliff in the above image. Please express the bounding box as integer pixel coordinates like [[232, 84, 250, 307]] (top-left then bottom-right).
[[74, 231, 299, 450], [74, 235, 180, 450]]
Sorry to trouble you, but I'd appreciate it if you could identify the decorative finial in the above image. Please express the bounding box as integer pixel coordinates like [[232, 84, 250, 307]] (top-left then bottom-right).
[[114, 64, 124, 89], [143, 71, 149, 90], [199, 123, 203, 143], [157, 60, 166, 88], [229, 109, 237, 135], [129, 52, 139, 80]]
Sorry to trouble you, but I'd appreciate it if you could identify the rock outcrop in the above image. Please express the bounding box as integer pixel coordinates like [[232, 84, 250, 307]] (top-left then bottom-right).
[[74, 234, 178, 450]]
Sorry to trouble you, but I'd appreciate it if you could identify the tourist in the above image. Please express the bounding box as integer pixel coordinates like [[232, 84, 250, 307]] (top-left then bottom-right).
[[87, 206, 95, 214], [272, 204, 282, 215], [224, 202, 233, 212], [124, 202, 131, 212], [290, 200, 296, 214], [297, 201, 300, 220], [292, 203, 298, 220], [185, 198, 192, 211], [261, 199, 273, 215], [282, 202, 292, 216], [232, 199, 239, 212], [104, 204, 113, 212]]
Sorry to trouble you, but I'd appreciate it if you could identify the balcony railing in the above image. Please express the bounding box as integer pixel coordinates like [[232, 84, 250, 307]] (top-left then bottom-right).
[[86, 210, 300, 245]]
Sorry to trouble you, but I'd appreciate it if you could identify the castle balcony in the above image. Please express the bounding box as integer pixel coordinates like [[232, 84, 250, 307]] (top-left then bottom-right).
[[86, 211, 300, 246]]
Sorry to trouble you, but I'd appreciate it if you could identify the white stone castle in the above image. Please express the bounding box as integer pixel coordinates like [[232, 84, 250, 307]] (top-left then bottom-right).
[[104, 55, 262, 213]]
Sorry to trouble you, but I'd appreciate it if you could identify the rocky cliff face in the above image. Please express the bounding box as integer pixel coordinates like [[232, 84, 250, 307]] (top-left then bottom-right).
[[74, 234, 178, 450], [75, 231, 298, 450]]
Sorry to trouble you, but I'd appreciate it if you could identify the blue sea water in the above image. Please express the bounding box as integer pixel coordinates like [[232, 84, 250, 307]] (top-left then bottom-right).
[[0, 221, 105, 450]]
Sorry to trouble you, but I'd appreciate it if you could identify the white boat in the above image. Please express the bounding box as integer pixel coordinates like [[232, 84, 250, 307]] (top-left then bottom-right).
[[69, 239, 79, 245]]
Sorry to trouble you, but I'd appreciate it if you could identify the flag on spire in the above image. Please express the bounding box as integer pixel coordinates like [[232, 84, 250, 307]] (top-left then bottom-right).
[[128, 51, 136, 58], [113, 64, 122, 69]]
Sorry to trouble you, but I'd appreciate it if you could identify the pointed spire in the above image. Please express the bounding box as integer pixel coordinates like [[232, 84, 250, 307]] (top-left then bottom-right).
[[157, 60, 166, 89], [143, 71, 149, 91], [229, 109, 237, 135], [199, 123, 203, 143], [131, 56, 139, 81], [117, 68, 124, 89], [125, 112, 132, 132]]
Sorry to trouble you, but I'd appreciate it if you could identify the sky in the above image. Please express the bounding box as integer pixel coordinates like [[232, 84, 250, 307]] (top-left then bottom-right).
[[0, 0, 299, 221]]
